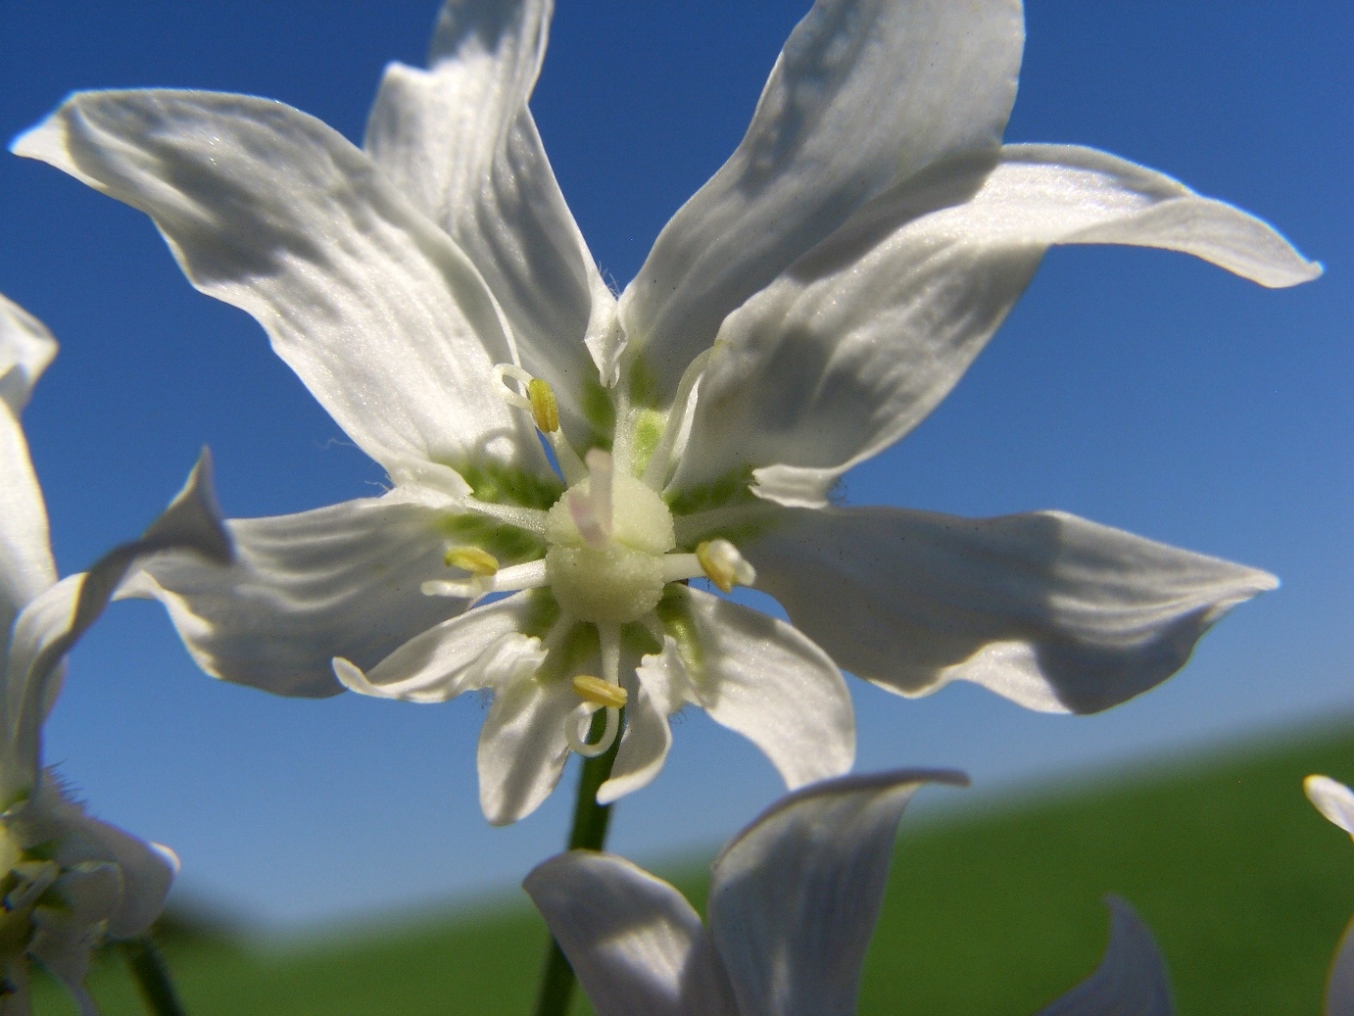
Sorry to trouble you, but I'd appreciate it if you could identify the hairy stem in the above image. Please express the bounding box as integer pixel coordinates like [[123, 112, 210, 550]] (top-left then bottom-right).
[[532, 709, 623, 1016], [120, 936, 187, 1016]]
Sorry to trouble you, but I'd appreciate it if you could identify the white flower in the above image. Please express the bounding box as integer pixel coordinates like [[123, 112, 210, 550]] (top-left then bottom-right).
[[1304, 775, 1354, 1015], [526, 769, 1175, 1016], [0, 296, 231, 1014], [12, 0, 1319, 824]]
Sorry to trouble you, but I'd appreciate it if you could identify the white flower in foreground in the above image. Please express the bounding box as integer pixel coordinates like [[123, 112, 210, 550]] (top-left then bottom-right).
[[1305, 775, 1354, 1016], [13, 0, 1320, 824], [0, 296, 231, 1013], [526, 770, 1175, 1016]]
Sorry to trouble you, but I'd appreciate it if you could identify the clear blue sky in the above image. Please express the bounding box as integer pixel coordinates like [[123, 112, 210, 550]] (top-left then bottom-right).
[[0, 2, 1349, 929]]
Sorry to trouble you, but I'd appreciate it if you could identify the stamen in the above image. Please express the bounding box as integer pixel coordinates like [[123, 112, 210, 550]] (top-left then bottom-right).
[[421, 577, 490, 599], [444, 546, 499, 576], [492, 363, 535, 411], [527, 379, 560, 434], [696, 539, 757, 593], [573, 674, 628, 709], [642, 347, 713, 490], [4, 860, 58, 913], [565, 703, 620, 758], [421, 560, 548, 599]]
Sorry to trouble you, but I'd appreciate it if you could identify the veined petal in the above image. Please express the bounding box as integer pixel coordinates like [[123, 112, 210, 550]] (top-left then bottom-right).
[[13, 90, 547, 485], [709, 769, 966, 1016], [619, 0, 1023, 402], [0, 297, 58, 648], [597, 639, 684, 805], [1327, 915, 1354, 1016], [675, 146, 1321, 505], [525, 852, 738, 1016], [477, 672, 575, 825], [367, 2, 617, 409], [746, 506, 1277, 714], [1306, 775, 1354, 837], [120, 491, 497, 698], [1034, 896, 1174, 1016], [659, 586, 853, 789], [335, 590, 547, 704]]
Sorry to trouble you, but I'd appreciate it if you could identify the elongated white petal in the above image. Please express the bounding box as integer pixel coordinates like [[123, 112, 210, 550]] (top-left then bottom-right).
[[709, 769, 966, 1016], [620, 0, 1023, 401], [525, 852, 739, 1016], [14, 90, 547, 485], [1306, 776, 1354, 837], [477, 672, 576, 825], [597, 641, 684, 805], [4, 453, 229, 798], [121, 492, 493, 698], [1035, 896, 1174, 1016], [747, 506, 1277, 714], [334, 590, 547, 704], [367, 1, 616, 413], [676, 146, 1321, 505], [0, 296, 58, 650], [1327, 915, 1354, 1016], [661, 586, 853, 789]]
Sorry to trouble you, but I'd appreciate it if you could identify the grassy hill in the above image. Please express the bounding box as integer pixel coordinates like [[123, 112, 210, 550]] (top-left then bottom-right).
[[36, 720, 1354, 1015]]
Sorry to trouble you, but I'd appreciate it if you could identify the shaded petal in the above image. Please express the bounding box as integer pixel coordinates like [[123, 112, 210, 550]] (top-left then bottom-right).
[[121, 491, 487, 698], [335, 590, 547, 703], [1035, 896, 1174, 1016], [71, 820, 174, 940], [525, 851, 738, 1016], [1327, 914, 1354, 1016], [709, 769, 966, 1016], [367, 1, 616, 407], [676, 146, 1321, 506], [478, 672, 576, 824], [14, 91, 545, 485], [746, 506, 1277, 714], [0, 294, 57, 418], [4, 454, 229, 798], [1306, 775, 1354, 837], [597, 638, 684, 805], [619, 0, 1023, 401], [660, 586, 853, 789]]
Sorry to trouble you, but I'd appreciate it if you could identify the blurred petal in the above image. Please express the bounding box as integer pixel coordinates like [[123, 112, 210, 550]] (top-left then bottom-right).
[[478, 673, 575, 824], [1326, 914, 1354, 1016], [122, 491, 484, 698], [14, 90, 546, 484], [620, 0, 1023, 401], [1035, 896, 1174, 1016], [1306, 775, 1354, 837], [748, 506, 1276, 714], [661, 586, 853, 789], [525, 851, 738, 1016], [71, 816, 175, 939], [709, 769, 966, 1016], [367, 0, 616, 412], [677, 146, 1321, 505]]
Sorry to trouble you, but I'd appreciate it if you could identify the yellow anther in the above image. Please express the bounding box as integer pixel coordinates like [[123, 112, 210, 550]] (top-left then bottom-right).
[[444, 546, 500, 576], [696, 539, 757, 594], [572, 675, 628, 710], [528, 378, 560, 434]]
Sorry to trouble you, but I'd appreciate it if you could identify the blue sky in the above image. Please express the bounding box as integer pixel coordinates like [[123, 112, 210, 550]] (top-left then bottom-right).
[[0, 1, 1349, 929]]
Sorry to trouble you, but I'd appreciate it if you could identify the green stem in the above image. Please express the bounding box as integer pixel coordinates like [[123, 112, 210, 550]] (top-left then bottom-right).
[[532, 709, 623, 1016], [119, 936, 187, 1016]]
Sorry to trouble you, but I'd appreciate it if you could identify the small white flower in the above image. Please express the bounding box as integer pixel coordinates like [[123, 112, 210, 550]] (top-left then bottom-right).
[[0, 296, 231, 1013], [526, 769, 1175, 1016], [13, 0, 1319, 823]]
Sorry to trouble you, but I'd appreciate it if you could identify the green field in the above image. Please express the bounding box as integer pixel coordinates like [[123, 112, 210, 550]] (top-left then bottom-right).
[[38, 720, 1354, 1015]]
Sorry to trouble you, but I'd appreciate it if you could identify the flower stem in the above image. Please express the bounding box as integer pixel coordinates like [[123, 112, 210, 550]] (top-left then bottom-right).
[[531, 709, 623, 1016], [120, 936, 187, 1016]]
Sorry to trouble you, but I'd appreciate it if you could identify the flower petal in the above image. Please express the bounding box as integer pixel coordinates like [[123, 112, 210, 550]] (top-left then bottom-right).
[[659, 586, 853, 789], [121, 492, 490, 698], [746, 506, 1277, 714], [13, 90, 545, 487], [708, 769, 966, 1016], [335, 590, 547, 704], [1306, 775, 1354, 837], [597, 638, 684, 805], [1327, 915, 1354, 1016], [477, 671, 575, 825], [367, 1, 617, 408], [1035, 896, 1174, 1016], [524, 851, 738, 1016], [619, 0, 1023, 401], [0, 296, 57, 645], [676, 146, 1321, 506]]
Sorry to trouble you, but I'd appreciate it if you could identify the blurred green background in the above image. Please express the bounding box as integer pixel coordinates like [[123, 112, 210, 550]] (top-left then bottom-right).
[[37, 720, 1354, 1015]]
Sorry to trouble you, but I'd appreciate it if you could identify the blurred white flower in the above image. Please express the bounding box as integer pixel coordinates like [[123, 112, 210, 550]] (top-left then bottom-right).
[[13, 0, 1319, 823], [526, 769, 1175, 1016], [0, 296, 231, 1013], [1305, 774, 1354, 1016]]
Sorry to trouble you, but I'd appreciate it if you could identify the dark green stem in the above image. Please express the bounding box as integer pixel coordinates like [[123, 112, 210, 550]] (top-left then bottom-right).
[[120, 936, 187, 1016], [532, 709, 623, 1016]]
